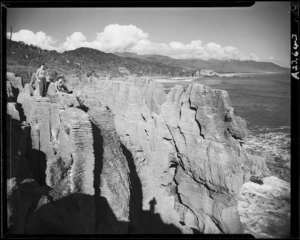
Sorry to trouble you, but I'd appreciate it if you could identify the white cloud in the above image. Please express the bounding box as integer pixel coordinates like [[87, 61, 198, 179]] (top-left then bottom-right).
[[61, 32, 89, 51], [129, 39, 250, 61], [60, 24, 149, 53], [165, 40, 205, 58], [8, 29, 58, 51], [130, 40, 168, 55], [59, 25, 256, 61], [249, 53, 260, 61], [8, 26, 260, 62], [203, 43, 247, 60], [94, 24, 148, 52]]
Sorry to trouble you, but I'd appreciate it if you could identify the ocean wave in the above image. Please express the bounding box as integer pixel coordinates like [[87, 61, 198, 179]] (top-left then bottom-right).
[[154, 78, 194, 83], [250, 126, 291, 133], [153, 79, 179, 83], [244, 127, 290, 162], [238, 176, 290, 238], [244, 126, 291, 181], [195, 78, 224, 85]]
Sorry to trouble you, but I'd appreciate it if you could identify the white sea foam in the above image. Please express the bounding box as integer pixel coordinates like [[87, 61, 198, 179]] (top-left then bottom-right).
[[238, 176, 290, 238], [154, 78, 195, 83], [244, 127, 291, 163], [195, 78, 224, 85], [239, 126, 291, 238], [154, 79, 179, 83]]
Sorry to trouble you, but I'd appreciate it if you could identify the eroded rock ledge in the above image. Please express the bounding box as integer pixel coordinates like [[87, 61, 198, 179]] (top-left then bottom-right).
[[6, 73, 267, 234]]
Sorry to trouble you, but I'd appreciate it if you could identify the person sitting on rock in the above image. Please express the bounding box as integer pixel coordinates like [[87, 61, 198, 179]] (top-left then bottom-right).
[[47, 76, 73, 98], [36, 64, 48, 97]]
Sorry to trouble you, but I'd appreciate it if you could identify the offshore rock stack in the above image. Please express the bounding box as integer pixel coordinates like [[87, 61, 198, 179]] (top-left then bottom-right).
[[6, 72, 267, 234]]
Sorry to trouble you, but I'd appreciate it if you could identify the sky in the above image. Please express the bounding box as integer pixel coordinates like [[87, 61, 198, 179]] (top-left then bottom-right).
[[6, 2, 290, 67]]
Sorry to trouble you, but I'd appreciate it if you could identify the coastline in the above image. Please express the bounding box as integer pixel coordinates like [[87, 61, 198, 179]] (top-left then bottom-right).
[[152, 71, 290, 82]]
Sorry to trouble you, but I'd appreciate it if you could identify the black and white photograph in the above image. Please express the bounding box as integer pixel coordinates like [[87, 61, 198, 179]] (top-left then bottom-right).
[[3, 2, 295, 238]]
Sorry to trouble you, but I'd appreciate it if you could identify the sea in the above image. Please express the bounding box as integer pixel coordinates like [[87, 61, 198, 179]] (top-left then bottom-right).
[[154, 72, 291, 238]]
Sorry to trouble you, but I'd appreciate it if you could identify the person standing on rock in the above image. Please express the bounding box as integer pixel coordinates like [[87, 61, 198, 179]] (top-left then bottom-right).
[[29, 72, 38, 95], [36, 64, 48, 97]]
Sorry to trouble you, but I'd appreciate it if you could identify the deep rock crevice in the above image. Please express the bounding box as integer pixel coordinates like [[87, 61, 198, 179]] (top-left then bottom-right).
[[188, 97, 205, 139], [120, 144, 143, 233], [90, 121, 104, 231]]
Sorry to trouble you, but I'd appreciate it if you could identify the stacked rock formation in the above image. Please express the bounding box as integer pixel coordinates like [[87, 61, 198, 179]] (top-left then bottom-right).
[[7, 72, 23, 99], [7, 72, 131, 234], [77, 76, 267, 233], [6, 72, 267, 234], [83, 99, 131, 233]]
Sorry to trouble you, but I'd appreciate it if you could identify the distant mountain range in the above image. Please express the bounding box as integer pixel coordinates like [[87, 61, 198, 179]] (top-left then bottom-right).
[[6, 40, 185, 80], [6, 40, 289, 83], [115, 52, 289, 73]]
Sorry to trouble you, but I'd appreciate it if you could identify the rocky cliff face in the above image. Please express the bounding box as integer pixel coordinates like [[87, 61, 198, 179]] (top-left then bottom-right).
[[6, 72, 266, 234], [6, 72, 131, 234], [76, 76, 266, 233]]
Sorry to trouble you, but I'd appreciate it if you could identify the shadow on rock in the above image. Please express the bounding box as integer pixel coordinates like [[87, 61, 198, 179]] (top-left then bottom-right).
[[90, 121, 104, 231], [24, 193, 101, 234], [134, 210, 182, 234], [6, 113, 32, 180], [6, 112, 47, 186], [23, 193, 131, 235], [15, 103, 26, 122], [120, 144, 143, 232], [121, 144, 181, 234], [28, 149, 47, 186]]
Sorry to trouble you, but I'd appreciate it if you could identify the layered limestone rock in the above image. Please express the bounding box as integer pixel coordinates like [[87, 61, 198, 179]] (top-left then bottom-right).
[[8, 71, 266, 234], [6, 103, 50, 234], [8, 90, 96, 234], [83, 98, 131, 233], [7, 82, 131, 234], [7, 72, 24, 93], [7, 103, 21, 121], [77, 77, 262, 234]]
